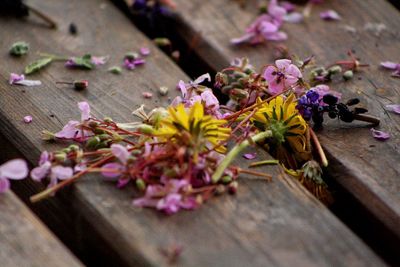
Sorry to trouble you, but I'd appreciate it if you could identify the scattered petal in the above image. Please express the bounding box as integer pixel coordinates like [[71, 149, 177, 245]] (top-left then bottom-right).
[[320, 10, 341, 21], [380, 61, 399, 70], [385, 104, 400, 114], [284, 12, 303, 23], [142, 92, 153, 98], [243, 153, 257, 160], [371, 128, 390, 141], [78, 101, 91, 121], [9, 73, 41, 86], [140, 47, 150, 56], [0, 159, 29, 180], [23, 115, 33, 123]]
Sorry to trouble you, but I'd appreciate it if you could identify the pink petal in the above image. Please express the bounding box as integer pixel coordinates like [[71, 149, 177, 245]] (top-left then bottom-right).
[[55, 120, 80, 139], [193, 73, 211, 85], [111, 144, 130, 164], [140, 47, 151, 56], [284, 12, 303, 23], [23, 115, 32, 123], [91, 56, 108, 66], [263, 66, 277, 82], [320, 10, 341, 21], [371, 128, 390, 141], [133, 58, 146, 66], [0, 178, 10, 193], [78, 102, 90, 121], [31, 161, 51, 181], [51, 166, 73, 180], [142, 92, 153, 98], [231, 32, 255, 45], [260, 21, 279, 33], [9, 73, 24, 85], [201, 90, 219, 110], [39, 151, 50, 165], [380, 61, 399, 70], [264, 31, 288, 41], [243, 153, 257, 160], [178, 80, 187, 98], [385, 104, 400, 114], [287, 64, 302, 78], [0, 159, 28, 180], [281, 1, 296, 12], [101, 162, 123, 179], [275, 59, 292, 70]]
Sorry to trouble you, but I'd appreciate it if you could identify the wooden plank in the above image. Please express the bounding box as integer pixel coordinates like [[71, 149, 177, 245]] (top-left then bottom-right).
[[0, 191, 82, 267], [0, 0, 387, 266], [172, 0, 400, 239]]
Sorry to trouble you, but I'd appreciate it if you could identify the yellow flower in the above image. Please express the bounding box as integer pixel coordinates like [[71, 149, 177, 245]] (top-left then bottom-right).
[[155, 102, 231, 153], [249, 94, 309, 156]]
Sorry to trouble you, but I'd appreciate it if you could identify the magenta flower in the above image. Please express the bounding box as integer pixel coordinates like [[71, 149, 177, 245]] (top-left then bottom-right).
[[380, 61, 400, 77], [0, 159, 28, 193], [264, 59, 302, 94], [385, 104, 400, 114], [371, 128, 390, 141], [9, 73, 41, 86]]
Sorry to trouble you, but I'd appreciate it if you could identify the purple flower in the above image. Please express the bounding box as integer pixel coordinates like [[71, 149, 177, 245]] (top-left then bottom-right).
[[23, 115, 33, 123], [371, 128, 390, 141], [385, 104, 400, 114], [263, 59, 302, 94], [320, 10, 341, 21], [9, 73, 41, 86], [380, 61, 400, 77], [0, 159, 28, 193], [48, 166, 73, 188]]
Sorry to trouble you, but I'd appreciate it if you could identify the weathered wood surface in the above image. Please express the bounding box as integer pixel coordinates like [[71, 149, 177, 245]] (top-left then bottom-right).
[[172, 0, 400, 239], [0, 191, 82, 267], [0, 0, 387, 266]]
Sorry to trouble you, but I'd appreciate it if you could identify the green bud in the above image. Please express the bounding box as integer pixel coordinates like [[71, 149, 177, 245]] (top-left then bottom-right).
[[343, 70, 354, 80], [158, 86, 169, 96], [103, 117, 113, 123], [124, 52, 139, 60], [54, 152, 67, 162], [136, 179, 146, 191], [328, 65, 342, 75], [98, 140, 111, 148], [97, 134, 110, 141], [138, 124, 154, 134], [221, 175, 232, 184], [112, 133, 123, 142], [229, 88, 249, 101], [93, 128, 105, 134], [86, 136, 101, 149], [221, 85, 233, 94], [69, 144, 80, 151], [108, 66, 122, 74], [10, 41, 29, 56], [153, 37, 171, 47], [233, 71, 246, 79], [61, 147, 71, 154]]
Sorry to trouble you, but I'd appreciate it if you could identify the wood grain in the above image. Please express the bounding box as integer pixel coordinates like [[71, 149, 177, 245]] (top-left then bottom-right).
[[0, 191, 82, 267], [0, 0, 388, 266], [172, 0, 400, 239]]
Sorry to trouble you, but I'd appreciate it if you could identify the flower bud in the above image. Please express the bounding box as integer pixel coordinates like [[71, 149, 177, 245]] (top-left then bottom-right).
[[108, 66, 122, 74], [221, 175, 232, 184], [158, 86, 169, 96], [124, 52, 139, 60], [229, 88, 249, 101], [228, 181, 238, 194], [138, 124, 154, 134], [214, 184, 226, 195], [136, 178, 146, 191], [103, 117, 113, 123], [86, 136, 101, 149], [69, 144, 80, 151], [153, 38, 171, 47], [328, 65, 342, 75], [343, 70, 354, 80], [215, 72, 228, 86], [73, 80, 89, 90], [54, 152, 67, 162]]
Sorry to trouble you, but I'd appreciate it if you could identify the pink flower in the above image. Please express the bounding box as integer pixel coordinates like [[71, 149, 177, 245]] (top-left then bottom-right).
[[172, 74, 211, 107], [380, 61, 400, 77], [9, 73, 41, 86], [371, 128, 390, 141], [23, 115, 33, 123], [0, 159, 28, 193], [55, 102, 92, 140], [263, 59, 302, 94], [320, 10, 341, 21], [385, 104, 400, 114]]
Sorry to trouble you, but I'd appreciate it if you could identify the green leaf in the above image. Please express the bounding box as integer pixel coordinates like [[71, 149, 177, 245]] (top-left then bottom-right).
[[24, 57, 53, 74], [70, 54, 94, 69]]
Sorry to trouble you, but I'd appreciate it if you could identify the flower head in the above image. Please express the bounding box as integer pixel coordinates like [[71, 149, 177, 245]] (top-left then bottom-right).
[[264, 59, 302, 94], [155, 102, 231, 153], [250, 94, 308, 157]]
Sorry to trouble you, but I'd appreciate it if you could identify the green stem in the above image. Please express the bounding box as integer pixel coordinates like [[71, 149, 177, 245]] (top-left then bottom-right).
[[249, 159, 279, 168], [38, 53, 68, 61], [212, 130, 272, 183]]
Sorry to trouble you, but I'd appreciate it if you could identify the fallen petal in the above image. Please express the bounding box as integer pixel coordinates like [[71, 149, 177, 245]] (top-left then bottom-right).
[[243, 153, 257, 160], [23, 115, 33, 123], [0, 159, 28, 180], [385, 104, 400, 114], [371, 128, 390, 141]]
